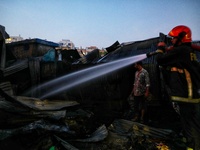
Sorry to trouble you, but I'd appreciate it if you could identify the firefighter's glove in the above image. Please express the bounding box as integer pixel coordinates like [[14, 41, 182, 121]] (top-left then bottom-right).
[[147, 52, 155, 58], [157, 42, 166, 52], [146, 51, 160, 58], [147, 42, 166, 58]]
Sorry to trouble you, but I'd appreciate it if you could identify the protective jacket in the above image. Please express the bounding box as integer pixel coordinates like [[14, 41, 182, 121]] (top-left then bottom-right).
[[156, 43, 200, 149], [156, 43, 200, 103]]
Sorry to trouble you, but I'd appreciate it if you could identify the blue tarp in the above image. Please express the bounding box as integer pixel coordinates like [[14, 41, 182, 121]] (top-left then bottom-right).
[[42, 49, 55, 62]]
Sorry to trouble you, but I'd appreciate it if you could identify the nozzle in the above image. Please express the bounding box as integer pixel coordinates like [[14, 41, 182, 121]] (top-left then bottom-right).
[[146, 51, 159, 58]]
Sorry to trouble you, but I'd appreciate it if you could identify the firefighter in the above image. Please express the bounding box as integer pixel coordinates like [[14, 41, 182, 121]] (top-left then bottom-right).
[[153, 25, 200, 150]]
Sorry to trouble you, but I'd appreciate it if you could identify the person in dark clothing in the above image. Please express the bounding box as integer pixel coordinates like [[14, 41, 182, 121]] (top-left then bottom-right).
[[154, 25, 200, 150]]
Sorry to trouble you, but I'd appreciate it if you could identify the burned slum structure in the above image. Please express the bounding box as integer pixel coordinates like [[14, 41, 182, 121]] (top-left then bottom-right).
[[64, 36, 200, 125], [0, 84, 190, 149], [57, 49, 81, 75], [0, 26, 100, 149], [0, 77, 187, 150], [1, 36, 82, 96], [0, 35, 59, 95], [1, 25, 200, 149], [63, 37, 173, 126]]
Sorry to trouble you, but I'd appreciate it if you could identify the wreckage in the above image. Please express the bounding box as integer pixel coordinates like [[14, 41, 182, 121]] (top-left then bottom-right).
[[0, 25, 200, 149]]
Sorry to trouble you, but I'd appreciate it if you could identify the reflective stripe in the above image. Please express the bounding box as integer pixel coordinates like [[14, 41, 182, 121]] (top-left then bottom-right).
[[190, 52, 197, 61], [184, 69, 192, 99], [170, 67, 194, 101], [171, 96, 200, 103], [156, 49, 164, 53], [171, 67, 184, 73]]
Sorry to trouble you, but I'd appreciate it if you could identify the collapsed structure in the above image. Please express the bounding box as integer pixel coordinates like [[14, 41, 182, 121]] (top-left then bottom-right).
[[0, 25, 200, 149]]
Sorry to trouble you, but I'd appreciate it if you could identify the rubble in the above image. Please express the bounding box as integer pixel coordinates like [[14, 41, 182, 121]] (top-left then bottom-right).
[[0, 87, 186, 150]]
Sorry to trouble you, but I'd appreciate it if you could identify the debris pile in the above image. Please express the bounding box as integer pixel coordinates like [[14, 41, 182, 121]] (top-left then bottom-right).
[[0, 85, 186, 150]]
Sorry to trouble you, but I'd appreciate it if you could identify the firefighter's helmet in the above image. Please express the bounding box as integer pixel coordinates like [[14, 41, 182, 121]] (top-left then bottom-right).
[[168, 25, 192, 43]]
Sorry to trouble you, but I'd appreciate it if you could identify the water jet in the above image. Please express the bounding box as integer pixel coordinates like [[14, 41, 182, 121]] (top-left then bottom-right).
[[28, 54, 147, 99]]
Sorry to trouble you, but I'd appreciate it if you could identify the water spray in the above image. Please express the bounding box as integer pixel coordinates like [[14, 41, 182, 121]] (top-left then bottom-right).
[[29, 54, 147, 99]]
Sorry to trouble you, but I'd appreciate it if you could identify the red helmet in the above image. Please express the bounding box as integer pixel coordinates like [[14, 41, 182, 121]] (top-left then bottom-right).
[[168, 25, 192, 43]]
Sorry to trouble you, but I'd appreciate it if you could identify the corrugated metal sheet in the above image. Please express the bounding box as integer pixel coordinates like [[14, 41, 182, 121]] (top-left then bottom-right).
[[99, 37, 159, 63]]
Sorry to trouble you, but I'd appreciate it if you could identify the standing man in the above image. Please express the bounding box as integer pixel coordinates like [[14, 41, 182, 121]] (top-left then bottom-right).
[[154, 25, 200, 150], [131, 61, 150, 123]]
